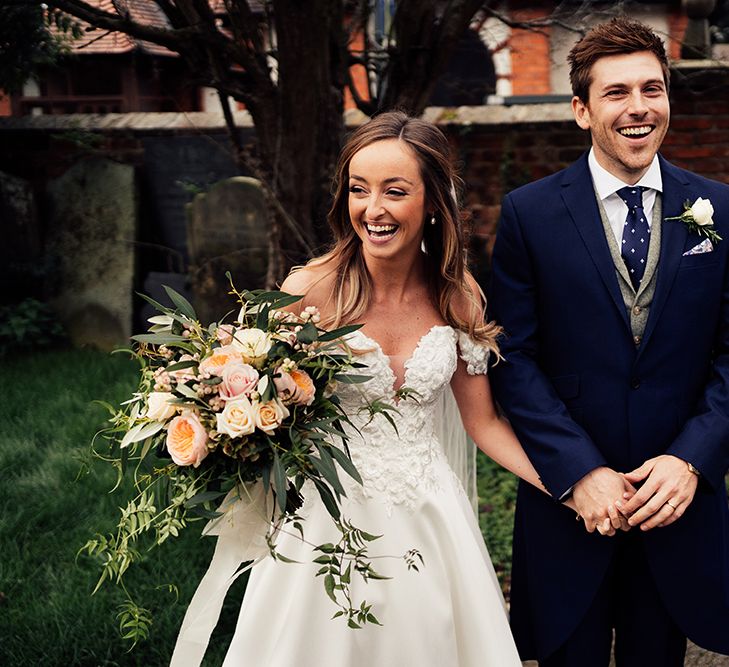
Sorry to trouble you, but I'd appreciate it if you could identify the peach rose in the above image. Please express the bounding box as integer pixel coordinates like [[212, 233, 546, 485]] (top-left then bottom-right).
[[146, 391, 177, 421], [254, 399, 290, 434], [220, 361, 259, 401], [290, 369, 316, 406], [216, 396, 256, 437], [166, 412, 208, 467], [199, 345, 243, 377]]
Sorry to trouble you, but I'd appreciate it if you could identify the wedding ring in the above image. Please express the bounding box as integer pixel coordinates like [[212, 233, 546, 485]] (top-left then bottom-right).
[[665, 500, 677, 510]]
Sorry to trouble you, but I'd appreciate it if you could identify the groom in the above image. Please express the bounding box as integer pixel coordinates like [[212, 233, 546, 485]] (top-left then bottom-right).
[[489, 17, 729, 667]]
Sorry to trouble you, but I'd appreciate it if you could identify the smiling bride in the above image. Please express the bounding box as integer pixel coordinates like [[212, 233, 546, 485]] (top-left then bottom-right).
[[175, 111, 575, 667]]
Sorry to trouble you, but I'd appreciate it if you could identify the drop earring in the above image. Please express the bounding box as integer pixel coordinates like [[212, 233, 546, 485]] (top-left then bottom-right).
[[430, 213, 436, 225]]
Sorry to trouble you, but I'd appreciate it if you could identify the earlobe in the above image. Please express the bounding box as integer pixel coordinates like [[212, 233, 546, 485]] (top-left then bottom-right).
[[571, 96, 591, 130]]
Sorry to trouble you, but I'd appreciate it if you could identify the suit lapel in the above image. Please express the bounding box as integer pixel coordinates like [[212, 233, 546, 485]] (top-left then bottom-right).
[[639, 157, 691, 354], [560, 156, 630, 329]]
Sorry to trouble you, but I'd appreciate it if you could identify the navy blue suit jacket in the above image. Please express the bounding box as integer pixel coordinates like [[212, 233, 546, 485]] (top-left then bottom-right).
[[489, 153, 729, 660]]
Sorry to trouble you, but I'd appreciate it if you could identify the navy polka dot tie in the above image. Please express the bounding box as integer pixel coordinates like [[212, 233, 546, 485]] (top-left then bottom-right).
[[618, 186, 649, 290]]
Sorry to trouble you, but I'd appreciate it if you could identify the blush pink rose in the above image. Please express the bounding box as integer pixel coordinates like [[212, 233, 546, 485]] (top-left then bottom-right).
[[220, 361, 259, 400], [273, 370, 299, 404], [166, 411, 209, 467], [216, 324, 235, 346]]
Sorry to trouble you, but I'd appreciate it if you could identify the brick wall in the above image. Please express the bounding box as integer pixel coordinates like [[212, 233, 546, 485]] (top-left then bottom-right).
[[508, 3, 552, 96], [666, 11, 689, 60]]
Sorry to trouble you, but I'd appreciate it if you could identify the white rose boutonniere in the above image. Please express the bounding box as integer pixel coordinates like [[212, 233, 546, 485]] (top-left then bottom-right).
[[665, 197, 722, 243]]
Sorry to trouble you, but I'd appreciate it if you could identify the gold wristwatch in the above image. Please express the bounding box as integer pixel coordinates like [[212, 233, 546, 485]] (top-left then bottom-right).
[[687, 461, 700, 476]]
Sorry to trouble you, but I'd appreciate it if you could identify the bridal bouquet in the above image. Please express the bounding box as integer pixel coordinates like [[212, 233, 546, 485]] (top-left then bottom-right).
[[82, 280, 407, 645]]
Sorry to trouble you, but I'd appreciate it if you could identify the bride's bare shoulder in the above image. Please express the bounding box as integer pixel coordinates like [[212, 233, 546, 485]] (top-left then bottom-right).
[[279, 264, 337, 313]]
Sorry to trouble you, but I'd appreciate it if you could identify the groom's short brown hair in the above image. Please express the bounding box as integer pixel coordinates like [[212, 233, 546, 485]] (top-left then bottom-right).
[[568, 17, 670, 102]]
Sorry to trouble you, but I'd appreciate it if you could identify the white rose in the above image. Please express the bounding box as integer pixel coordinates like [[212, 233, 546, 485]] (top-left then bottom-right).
[[216, 396, 256, 438], [254, 399, 290, 434], [691, 198, 714, 226], [146, 392, 177, 421], [231, 328, 272, 366]]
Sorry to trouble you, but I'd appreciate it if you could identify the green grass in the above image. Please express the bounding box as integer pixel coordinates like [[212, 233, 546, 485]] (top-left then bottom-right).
[[0, 348, 517, 665], [0, 348, 250, 666]]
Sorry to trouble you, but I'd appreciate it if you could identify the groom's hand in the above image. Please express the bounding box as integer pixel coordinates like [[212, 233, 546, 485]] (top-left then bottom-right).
[[617, 455, 699, 530], [573, 466, 632, 535]]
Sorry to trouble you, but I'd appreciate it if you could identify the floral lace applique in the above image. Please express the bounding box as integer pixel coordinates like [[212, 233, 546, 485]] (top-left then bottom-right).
[[456, 330, 491, 375], [335, 327, 489, 515], [336, 327, 457, 514]]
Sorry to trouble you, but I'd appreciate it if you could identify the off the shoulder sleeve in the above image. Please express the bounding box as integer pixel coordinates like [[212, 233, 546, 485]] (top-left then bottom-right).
[[456, 330, 490, 375]]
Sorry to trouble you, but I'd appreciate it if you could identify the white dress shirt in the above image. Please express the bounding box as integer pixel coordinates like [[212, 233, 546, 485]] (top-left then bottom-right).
[[587, 149, 663, 246]]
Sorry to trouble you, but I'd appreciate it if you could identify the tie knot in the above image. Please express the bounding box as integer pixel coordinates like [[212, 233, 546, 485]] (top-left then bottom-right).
[[617, 186, 646, 210]]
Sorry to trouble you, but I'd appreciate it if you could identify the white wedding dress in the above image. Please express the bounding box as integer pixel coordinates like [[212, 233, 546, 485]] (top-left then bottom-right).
[[174, 325, 521, 666]]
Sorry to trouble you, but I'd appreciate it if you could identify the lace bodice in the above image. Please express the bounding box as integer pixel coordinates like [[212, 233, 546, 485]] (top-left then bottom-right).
[[336, 326, 488, 514]]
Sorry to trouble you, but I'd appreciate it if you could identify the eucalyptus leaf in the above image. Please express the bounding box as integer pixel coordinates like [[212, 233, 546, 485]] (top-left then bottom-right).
[[296, 322, 319, 344], [163, 285, 197, 320], [131, 333, 188, 345], [164, 359, 198, 373], [272, 454, 287, 513], [329, 446, 363, 484], [175, 383, 200, 401], [332, 374, 371, 384], [313, 478, 340, 520], [136, 291, 171, 315], [270, 294, 304, 309], [185, 489, 228, 508], [317, 324, 362, 342], [256, 303, 270, 331]]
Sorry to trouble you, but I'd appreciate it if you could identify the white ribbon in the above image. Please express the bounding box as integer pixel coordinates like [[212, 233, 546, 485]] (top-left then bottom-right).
[[170, 481, 274, 667]]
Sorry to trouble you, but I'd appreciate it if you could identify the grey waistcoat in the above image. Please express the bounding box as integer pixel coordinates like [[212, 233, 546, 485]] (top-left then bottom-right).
[[595, 192, 663, 344]]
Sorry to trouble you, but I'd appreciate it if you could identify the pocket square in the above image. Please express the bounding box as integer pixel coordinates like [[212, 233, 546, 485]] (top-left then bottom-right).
[[683, 238, 714, 256]]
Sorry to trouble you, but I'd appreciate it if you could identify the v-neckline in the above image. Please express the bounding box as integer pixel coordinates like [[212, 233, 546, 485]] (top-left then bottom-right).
[[351, 324, 452, 395]]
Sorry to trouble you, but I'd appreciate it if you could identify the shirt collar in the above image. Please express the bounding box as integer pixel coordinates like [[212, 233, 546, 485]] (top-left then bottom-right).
[[588, 148, 663, 201]]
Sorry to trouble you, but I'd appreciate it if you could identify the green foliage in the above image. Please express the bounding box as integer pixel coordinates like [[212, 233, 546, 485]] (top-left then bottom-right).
[[0, 298, 66, 356], [0, 5, 81, 94], [477, 451, 518, 595]]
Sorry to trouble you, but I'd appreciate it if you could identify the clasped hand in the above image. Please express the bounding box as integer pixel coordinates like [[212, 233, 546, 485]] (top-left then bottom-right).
[[567, 456, 698, 536]]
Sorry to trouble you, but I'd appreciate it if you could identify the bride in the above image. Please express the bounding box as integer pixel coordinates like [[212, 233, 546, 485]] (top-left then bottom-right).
[[174, 111, 597, 666]]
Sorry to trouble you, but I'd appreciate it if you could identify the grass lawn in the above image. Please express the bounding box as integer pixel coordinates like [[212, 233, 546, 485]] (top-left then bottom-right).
[[0, 347, 516, 665]]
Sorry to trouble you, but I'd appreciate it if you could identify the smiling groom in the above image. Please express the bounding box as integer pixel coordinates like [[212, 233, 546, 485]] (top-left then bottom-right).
[[490, 17, 729, 666]]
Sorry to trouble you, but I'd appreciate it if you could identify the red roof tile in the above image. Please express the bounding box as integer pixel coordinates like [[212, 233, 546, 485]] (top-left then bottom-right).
[[60, 0, 266, 57], [66, 0, 174, 56]]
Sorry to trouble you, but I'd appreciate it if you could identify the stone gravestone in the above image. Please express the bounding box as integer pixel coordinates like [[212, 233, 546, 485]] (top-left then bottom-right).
[[46, 158, 136, 350], [0, 171, 40, 303], [187, 177, 268, 324]]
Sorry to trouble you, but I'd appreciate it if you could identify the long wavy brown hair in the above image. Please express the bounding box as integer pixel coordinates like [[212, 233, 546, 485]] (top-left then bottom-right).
[[299, 110, 501, 353]]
